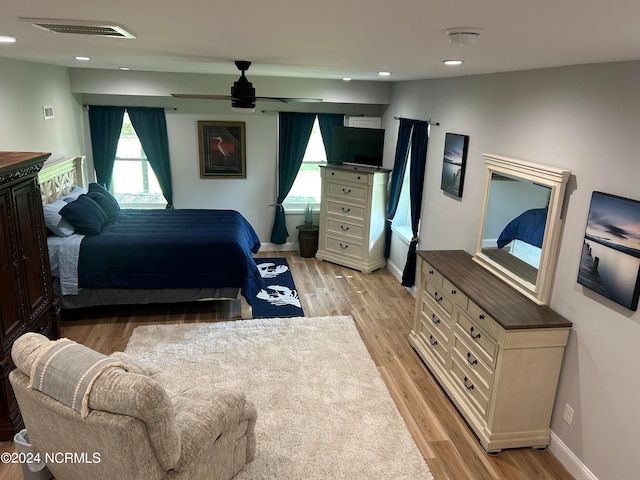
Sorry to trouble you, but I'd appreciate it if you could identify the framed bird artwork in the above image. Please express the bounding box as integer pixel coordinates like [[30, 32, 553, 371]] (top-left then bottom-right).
[[198, 121, 246, 178]]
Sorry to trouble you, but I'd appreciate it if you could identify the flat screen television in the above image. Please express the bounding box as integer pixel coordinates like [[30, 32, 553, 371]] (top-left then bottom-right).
[[330, 126, 385, 167]]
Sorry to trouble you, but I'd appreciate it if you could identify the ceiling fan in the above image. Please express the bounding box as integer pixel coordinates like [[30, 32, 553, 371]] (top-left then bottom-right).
[[171, 60, 322, 111]]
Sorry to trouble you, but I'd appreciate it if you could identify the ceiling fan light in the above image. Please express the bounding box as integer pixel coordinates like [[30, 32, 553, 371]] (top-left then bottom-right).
[[231, 105, 256, 113]]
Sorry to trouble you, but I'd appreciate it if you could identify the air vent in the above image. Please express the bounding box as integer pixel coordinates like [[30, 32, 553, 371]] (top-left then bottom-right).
[[19, 18, 136, 38]]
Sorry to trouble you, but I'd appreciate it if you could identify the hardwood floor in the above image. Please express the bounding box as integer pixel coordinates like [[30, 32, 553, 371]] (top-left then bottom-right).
[[0, 252, 575, 480]]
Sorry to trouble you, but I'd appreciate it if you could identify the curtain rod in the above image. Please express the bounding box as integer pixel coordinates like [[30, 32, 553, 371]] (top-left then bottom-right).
[[393, 116, 439, 126], [260, 110, 369, 116]]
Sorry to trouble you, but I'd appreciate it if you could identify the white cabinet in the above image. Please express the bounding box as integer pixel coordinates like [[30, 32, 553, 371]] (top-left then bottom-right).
[[409, 250, 572, 454], [316, 164, 390, 273]]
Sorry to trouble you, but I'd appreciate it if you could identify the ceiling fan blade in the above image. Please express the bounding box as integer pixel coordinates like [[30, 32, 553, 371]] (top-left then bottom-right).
[[256, 96, 323, 103], [172, 93, 323, 103], [171, 93, 233, 100]]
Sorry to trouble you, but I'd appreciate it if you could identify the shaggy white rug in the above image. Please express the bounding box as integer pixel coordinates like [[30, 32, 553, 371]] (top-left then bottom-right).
[[124, 316, 434, 480]]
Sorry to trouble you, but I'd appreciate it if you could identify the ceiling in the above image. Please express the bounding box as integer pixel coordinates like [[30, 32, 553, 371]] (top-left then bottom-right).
[[2, 0, 640, 82]]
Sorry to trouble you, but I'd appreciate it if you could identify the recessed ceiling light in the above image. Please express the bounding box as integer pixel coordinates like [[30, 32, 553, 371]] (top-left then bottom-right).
[[378, 71, 391, 77], [342, 77, 352, 81], [443, 60, 464, 66], [119, 66, 130, 71], [0, 36, 17, 44], [74, 56, 90, 61]]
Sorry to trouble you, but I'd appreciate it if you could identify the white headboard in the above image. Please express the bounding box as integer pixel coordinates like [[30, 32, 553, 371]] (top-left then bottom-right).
[[38, 156, 86, 204]]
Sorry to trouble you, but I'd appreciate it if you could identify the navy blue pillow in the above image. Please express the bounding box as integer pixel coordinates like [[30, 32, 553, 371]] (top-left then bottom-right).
[[59, 194, 108, 235], [87, 183, 120, 221]]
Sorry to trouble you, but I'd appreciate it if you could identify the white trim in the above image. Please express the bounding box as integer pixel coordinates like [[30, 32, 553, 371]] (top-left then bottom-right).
[[549, 431, 599, 480], [390, 224, 413, 244], [260, 241, 299, 252]]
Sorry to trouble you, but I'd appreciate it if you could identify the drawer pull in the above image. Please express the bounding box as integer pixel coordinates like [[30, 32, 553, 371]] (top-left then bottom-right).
[[428, 269, 434, 275], [357, 176, 361, 180], [467, 352, 478, 365], [431, 313, 440, 325], [478, 314, 485, 320], [429, 335, 438, 346], [339, 243, 349, 249], [463, 376, 475, 390], [469, 326, 481, 340], [340, 225, 350, 231], [433, 291, 443, 302], [341, 207, 351, 213], [342, 188, 351, 194], [451, 289, 457, 295]]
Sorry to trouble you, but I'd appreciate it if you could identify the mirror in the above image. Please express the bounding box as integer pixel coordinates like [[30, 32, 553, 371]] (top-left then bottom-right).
[[474, 154, 570, 305]]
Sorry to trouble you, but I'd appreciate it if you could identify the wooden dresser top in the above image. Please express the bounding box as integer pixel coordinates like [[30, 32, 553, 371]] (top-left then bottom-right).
[[418, 250, 572, 330], [0, 151, 50, 172]]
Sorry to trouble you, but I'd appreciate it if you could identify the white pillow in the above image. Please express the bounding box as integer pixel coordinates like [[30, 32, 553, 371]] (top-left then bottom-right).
[[43, 199, 75, 237], [60, 186, 87, 203]]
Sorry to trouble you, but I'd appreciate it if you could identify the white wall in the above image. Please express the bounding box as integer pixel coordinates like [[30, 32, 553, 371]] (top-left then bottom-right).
[[75, 69, 392, 246], [384, 60, 640, 480], [0, 58, 84, 157]]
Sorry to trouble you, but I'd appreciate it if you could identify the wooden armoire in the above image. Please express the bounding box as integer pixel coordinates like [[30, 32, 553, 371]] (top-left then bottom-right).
[[0, 152, 59, 440]]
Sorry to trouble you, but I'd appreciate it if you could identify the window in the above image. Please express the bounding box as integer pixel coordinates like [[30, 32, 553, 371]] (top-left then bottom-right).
[[391, 149, 413, 242], [113, 112, 165, 208], [283, 118, 327, 209]]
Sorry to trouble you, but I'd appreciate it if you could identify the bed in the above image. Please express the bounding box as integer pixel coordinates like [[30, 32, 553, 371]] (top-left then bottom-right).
[[39, 157, 263, 309], [496, 207, 547, 268]]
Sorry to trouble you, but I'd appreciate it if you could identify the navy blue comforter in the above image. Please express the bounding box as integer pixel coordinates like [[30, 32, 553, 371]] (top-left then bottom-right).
[[497, 207, 547, 249], [78, 209, 263, 305]]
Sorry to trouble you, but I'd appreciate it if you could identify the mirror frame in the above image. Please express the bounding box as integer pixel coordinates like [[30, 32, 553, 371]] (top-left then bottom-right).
[[474, 153, 571, 305]]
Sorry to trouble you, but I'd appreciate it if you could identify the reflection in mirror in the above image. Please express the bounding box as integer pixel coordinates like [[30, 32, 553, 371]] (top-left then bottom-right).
[[474, 154, 570, 305], [480, 173, 552, 287]]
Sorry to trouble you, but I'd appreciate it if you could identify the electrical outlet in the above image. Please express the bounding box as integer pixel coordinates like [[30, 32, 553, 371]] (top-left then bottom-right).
[[563, 403, 574, 425]]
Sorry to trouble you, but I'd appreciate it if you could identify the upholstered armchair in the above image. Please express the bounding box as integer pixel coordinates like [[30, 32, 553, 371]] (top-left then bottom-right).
[[9, 333, 257, 480]]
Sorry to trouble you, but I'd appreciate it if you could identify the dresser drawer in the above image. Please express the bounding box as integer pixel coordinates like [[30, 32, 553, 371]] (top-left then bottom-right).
[[326, 218, 364, 240], [420, 300, 452, 342], [422, 261, 443, 289], [450, 356, 490, 418], [451, 333, 494, 393], [425, 281, 454, 317], [456, 312, 498, 367], [326, 168, 369, 185], [442, 278, 469, 310], [327, 200, 366, 223], [466, 300, 500, 341], [325, 236, 364, 261], [327, 182, 367, 202], [418, 319, 448, 368]]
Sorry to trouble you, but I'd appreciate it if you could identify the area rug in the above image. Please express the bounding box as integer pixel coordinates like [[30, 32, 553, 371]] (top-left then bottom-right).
[[124, 316, 433, 480], [252, 257, 304, 318]]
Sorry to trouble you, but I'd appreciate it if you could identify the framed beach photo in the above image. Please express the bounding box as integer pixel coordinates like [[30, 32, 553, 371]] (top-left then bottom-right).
[[198, 121, 246, 178], [577, 191, 640, 311], [440, 133, 469, 197]]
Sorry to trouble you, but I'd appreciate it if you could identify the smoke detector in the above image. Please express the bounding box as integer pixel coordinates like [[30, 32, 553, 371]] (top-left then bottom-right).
[[447, 28, 483, 46], [19, 18, 136, 38]]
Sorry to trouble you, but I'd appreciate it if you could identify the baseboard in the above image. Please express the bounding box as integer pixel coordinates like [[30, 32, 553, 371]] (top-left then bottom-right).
[[386, 259, 417, 298], [260, 241, 299, 252], [549, 431, 599, 480]]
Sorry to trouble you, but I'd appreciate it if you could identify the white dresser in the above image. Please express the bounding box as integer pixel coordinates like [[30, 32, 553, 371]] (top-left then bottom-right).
[[316, 164, 390, 273], [409, 250, 572, 454]]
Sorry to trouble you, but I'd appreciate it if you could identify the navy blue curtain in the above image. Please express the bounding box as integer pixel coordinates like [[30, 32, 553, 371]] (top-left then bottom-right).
[[401, 121, 430, 287], [384, 118, 413, 259], [127, 107, 174, 208], [270, 112, 317, 244], [88, 106, 125, 188], [317, 113, 344, 162]]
